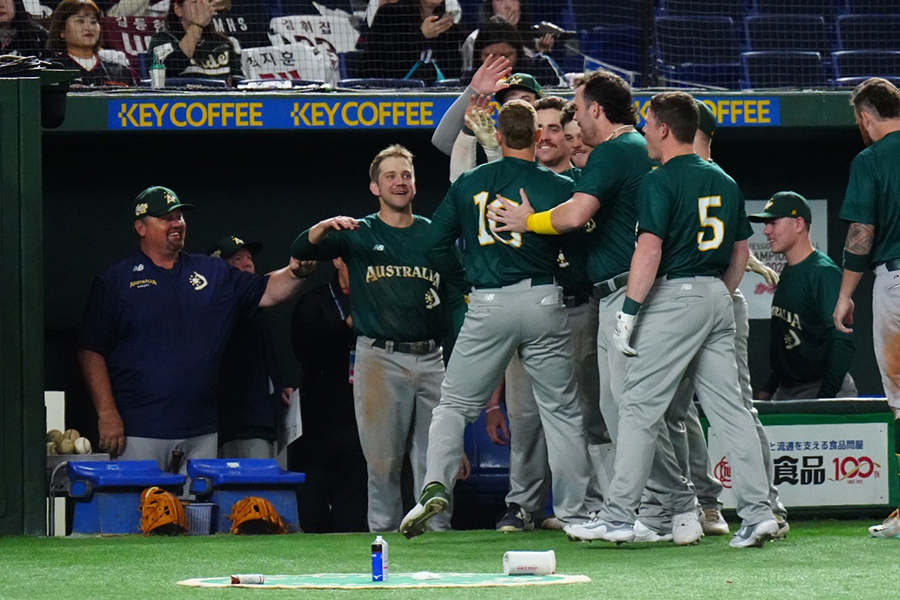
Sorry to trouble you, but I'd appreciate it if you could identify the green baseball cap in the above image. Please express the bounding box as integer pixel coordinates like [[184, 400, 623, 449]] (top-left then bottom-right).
[[748, 191, 812, 223], [210, 235, 263, 260], [496, 73, 543, 104], [133, 186, 194, 220], [696, 100, 717, 137]]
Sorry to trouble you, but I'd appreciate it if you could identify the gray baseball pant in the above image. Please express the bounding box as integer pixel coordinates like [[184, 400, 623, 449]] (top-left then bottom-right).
[[873, 265, 900, 411], [424, 280, 591, 524], [354, 336, 449, 533], [601, 278, 774, 527]]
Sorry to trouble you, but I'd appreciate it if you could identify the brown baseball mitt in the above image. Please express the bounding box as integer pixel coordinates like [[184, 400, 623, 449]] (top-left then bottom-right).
[[140, 486, 186, 536], [229, 496, 288, 535]]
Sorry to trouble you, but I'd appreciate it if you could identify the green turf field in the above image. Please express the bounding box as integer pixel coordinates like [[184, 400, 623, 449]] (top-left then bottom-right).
[[0, 521, 895, 600]]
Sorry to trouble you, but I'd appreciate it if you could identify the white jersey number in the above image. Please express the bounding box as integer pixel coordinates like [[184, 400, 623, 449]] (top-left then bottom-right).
[[474, 191, 523, 248], [697, 195, 725, 252]]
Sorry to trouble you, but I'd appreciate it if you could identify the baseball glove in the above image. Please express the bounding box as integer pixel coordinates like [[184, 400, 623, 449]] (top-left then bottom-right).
[[229, 496, 288, 535], [140, 486, 186, 536]]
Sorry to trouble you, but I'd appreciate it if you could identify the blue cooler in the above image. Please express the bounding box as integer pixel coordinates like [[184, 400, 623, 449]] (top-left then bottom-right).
[[67, 461, 186, 535], [187, 459, 306, 533]]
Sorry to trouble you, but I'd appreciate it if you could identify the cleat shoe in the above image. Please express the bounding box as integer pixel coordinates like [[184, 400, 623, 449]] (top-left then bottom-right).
[[699, 508, 730, 536], [869, 508, 900, 538], [496, 503, 534, 533], [672, 511, 704, 545], [729, 518, 779, 548], [772, 514, 790, 540], [564, 515, 635, 543], [400, 482, 450, 539], [633, 520, 673, 543], [541, 516, 563, 530]]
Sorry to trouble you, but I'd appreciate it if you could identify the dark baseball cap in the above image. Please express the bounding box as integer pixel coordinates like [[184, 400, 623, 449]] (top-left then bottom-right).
[[748, 191, 812, 223], [210, 235, 263, 259], [133, 186, 194, 220], [696, 100, 717, 137], [496, 73, 543, 104]]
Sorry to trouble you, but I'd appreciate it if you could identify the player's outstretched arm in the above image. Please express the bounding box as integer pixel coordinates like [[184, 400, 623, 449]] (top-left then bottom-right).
[[834, 222, 874, 332], [489, 190, 600, 234], [308, 216, 360, 244], [78, 349, 125, 457], [259, 258, 313, 308]]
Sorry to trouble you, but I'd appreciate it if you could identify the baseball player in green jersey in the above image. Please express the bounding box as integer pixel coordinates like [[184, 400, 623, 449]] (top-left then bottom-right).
[[485, 95, 606, 532], [664, 101, 788, 539], [834, 77, 900, 419], [489, 71, 702, 544], [291, 145, 465, 533], [750, 192, 857, 399], [399, 100, 593, 538], [561, 100, 592, 171], [568, 92, 778, 548]]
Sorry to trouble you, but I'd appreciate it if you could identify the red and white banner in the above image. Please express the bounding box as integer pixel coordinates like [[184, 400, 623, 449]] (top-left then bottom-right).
[[708, 422, 889, 508]]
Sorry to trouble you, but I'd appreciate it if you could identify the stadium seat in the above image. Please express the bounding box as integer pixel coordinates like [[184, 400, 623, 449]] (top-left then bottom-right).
[[573, 0, 644, 30], [837, 14, 900, 50], [843, 0, 898, 14], [338, 78, 425, 89], [432, 78, 463, 88], [834, 75, 900, 87], [659, 0, 747, 18], [753, 0, 840, 18], [338, 51, 366, 80], [655, 16, 742, 88], [579, 25, 644, 78], [741, 50, 828, 88], [832, 50, 900, 79], [745, 15, 831, 56]]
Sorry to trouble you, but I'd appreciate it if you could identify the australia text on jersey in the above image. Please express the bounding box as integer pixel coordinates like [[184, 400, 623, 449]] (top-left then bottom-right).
[[365, 265, 440, 287]]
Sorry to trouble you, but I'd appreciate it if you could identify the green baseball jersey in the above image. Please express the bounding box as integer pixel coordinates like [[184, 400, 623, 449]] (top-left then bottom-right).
[[562, 166, 582, 182], [637, 154, 753, 278], [574, 131, 654, 283], [428, 156, 575, 289], [291, 214, 461, 342], [767, 250, 854, 389], [839, 131, 900, 266]]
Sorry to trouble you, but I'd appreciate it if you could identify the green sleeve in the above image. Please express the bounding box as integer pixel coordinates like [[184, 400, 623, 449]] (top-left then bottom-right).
[[736, 190, 753, 241], [817, 338, 855, 398], [636, 173, 670, 238], [574, 143, 620, 204], [840, 154, 877, 225], [425, 186, 467, 290], [290, 227, 349, 261]]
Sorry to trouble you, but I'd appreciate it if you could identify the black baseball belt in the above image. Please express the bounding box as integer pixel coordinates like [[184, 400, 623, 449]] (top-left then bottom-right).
[[372, 339, 439, 355], [592, 273, 629, 300]]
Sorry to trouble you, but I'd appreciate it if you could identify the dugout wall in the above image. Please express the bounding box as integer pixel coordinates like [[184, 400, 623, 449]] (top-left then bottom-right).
[[9, 89, 884, 535]]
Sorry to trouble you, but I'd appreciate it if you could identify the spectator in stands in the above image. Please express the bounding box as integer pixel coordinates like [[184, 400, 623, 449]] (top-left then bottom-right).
[[561, 100, 591, 168], [289, 258, 368, 533], [0, 0, 48, 56], [148, 0, 242, 85], [463, 18, 563, 87], [364, 0, 461, 28], [364, 0, 466, 84], [464, 0, 554, 70], [47, 0, 136, 86], [211, 235, 295, 460]]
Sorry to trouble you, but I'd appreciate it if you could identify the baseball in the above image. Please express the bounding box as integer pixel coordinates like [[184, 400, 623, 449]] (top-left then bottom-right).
[[74, 437, 92, 454], [57, 438, 75, 454], [63, 428, 80, 441], [47, 429, 64, 444], [47, 442, 58, 455]]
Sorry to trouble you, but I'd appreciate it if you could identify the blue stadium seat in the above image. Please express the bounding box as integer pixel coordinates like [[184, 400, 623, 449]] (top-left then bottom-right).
[[432, 78, 463, 88], [833, 75, 900, 87], [843, 0, 899, 14], [338, 51, 366, 80], [741, 50, 828, 88], [745, 15, 831, 55], [832, 50, 900, 79], [579, 25, 644, 77], [573, 0, 644, 29], [659, 0, 747, 18], [837, 14, 900, 50], [655, 16, 742, 88], [338, 78, 425, 89], [753, 0, 840, 18]]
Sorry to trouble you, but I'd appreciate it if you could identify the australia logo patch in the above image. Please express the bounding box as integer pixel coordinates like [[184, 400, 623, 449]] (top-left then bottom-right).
[[425, 287, 441, 309], [189, 271, 208, 291]]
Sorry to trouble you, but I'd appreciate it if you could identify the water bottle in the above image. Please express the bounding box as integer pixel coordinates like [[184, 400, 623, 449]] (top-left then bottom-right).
[[150, 52, 166, 89], [371, 535, 389, 581]]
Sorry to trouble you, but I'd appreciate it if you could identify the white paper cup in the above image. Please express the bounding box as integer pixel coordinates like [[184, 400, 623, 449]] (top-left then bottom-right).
[[502, 550, 556, 576]]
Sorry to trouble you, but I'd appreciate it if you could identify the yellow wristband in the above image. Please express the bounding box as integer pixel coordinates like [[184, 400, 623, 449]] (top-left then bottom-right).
[[526, 210, 559, 235]]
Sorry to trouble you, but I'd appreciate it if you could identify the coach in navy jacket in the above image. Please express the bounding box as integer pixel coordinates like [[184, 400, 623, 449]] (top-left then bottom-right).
[[77, 186, 309, 473]]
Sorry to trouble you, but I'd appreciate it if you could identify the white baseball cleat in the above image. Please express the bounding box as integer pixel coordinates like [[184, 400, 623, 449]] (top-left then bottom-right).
[[633, 520, 673, 543], [729, 518, 779, 548], [564, 515, 635, 543], [699, 507, 730, 536], [672, 511, 704, 545], [869, 509, 900, 538], [772, 514, 790, 540]]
